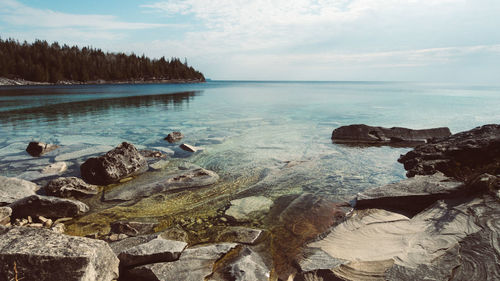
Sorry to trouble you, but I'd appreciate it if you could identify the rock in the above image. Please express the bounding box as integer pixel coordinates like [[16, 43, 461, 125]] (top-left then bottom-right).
[[354, 172, 464, 214], [216, 227, 263, 244], [151, 147, 175, 156], [0, 226, 119, 281], [110, 221, 158, 236], [0, 207, 11, 225], [150, 160, 170, 170], [44, 177, 98, 198], [0, 176, 39, 206], [331, 124, 451, 146], [210, 245, 270, 281], [80, 142, 148, 185], [51, 222, 66, 233], [225, 196, 273, 221], [398, 124, 500, 178], [125, 243, 237, 281], [139, 149, 167, 158], [41, 161, 68, 174], [113, 234, 187, 267], [26, 141, 59, 157], [9, 195, 89, 219], [179, 143, 199, 152], [164, 131, 184, 143], [295, 247, 347, 273], [104, 166, 218, 201]]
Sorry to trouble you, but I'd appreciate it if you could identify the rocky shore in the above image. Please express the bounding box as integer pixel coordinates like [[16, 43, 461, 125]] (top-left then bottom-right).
[[0, 125, 498, 280], [0, 77, 205, 87]]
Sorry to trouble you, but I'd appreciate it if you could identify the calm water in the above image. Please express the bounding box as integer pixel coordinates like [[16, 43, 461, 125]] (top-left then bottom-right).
[[1, 81, 500, 201]]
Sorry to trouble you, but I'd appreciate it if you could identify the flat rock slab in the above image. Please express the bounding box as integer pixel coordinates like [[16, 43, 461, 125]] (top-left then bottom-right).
[[179, 143, 199, 152], [44, 177, 98, 198], [9, 195, 89, 219], [0, 176, 39, 206], [0, 227, 119, 281], [296, 247, 347, 273], [41, 161, 68, 174], [210, 246, 270, 281], [116, 236, 187, 267], [104, 166, 219, 201], [126, 243, 238, 281], [332, 124, 451, 146], [225, 196, 273, 221]]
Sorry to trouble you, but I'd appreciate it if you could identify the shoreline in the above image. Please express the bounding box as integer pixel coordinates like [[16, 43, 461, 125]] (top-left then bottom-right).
[[0, 77, 206, 87]]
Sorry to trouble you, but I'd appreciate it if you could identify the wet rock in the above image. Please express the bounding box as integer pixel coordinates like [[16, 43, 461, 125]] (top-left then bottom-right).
[[165, 131, 184, 143], [139, 149, 167, 159], [179, 143, 199, 152], [216, 227, 263, 244], [150, 160, 170, 170], [0, 176, 39, 206], [9, 195, 89, 219], [41, 161, 68, 174], [355, 172, 464, 214], [126, 243, 237, 281], [104, 166, 218, 201], [26, 141, 59, 157], [44, 177, 98, 198], [225, 196, 273, 221], [0, 226, 119, 281], [110, 221, 158, 236], [151, 147, 175, 156], [398, 124, 500, 178], [80, 142, 148, 185], [0, 207, 11, 225], [332, 124, 451, 146], [210, 245, 270, 281]]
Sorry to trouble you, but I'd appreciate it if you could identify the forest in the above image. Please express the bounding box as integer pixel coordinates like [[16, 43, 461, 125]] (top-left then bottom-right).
[[0, 38, 205, 83]]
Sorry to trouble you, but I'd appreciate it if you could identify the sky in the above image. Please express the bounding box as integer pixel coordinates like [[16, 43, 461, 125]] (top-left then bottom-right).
[[0, 0, 499, 82]]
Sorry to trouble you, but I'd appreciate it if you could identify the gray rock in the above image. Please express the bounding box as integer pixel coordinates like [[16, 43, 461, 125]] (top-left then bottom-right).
[[0, 226, 119, 281], [398, 124, 500, 178], [164, 131, 184, 143], [44, 177, 98, 198], [0, 176, 39, 206], [126, 243, 237, 281], [179, 143, 200, 152], [225, 196, 273, 221], [331, 124, 451, 146], [41, 161, 68, 174], [110, 221, 158, 236], [26, 141, 59, 157], [80, 142, 148, 185], [9, 195, 89, 219], [216, 227, 263, 244], [210, 246, 270, 281], [0, 207, 11, 225], [139, 149, 167, 158], [296, 247, 347, 273], [116, 236, 187, 267], [104, 167, 218, 201]]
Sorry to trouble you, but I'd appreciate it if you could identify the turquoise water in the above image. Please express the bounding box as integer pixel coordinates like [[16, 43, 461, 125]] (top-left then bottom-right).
[[1, 81, 500, 201]]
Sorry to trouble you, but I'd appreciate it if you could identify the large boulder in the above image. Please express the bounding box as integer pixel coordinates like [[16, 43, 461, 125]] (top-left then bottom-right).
[[9, 195, 89, 219], [398, 124, 500, 178], [44, 177, 98, 198], [80, 142, 148, 185], [26, 141, 59, 157], [0, 176, 39, 206], [0, 227, 119, 281], [332, 124, 451, 146]]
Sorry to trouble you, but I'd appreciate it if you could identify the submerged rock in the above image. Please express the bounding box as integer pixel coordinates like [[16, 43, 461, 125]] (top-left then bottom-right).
[[0, 226, 119, 281], [9, 195, 89, 219], [41, 161, 68, 174], [0, 176, 39, 206], [331, 124, 451, 146], [110, 221, 158, 236], [44, 177, 98, 198], [225, 196, 273, 221], [216, 227, 263, 245], [211, 245, 270, 281], [26, 141, 59, 157], [398, 124, 500, 178], [139, 149, 167, 159], [165, 131, 184, 143], [104, 166, 218, 201], [80, 142, 148, 185]]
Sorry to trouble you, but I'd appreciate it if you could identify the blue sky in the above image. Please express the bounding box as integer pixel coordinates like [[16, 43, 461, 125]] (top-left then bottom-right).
[[1, 0, 499, 82]]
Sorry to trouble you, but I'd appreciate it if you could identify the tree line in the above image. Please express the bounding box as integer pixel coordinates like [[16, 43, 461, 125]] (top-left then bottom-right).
[[0, 38, 205, 83]]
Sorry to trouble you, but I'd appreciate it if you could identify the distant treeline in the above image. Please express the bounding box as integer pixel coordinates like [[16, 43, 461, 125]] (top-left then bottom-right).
[[0, 38, 205, 83]]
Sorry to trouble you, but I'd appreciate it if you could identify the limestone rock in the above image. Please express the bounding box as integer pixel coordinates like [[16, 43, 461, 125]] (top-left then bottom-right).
[[9, 195, 89, 219], [165, 131, 184, 143], [216, 227, 263, 244], [225, 196, 273, 221], [110, 221, 158, 236], [210, 246, 270, 281], [41, 161, 68, 174], [398, 124, 500, 178], [0, 226, 119, 281], [44, 177, 98, 198], [331, 124, 451, 146], [104, 166, 218, 201], [0, 207, 11, 225], [0, 176, 39, 206], [26, 141, 59, 157], [80, 142, 148, 185]]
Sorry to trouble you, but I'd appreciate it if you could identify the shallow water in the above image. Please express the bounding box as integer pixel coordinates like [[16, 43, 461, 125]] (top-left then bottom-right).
[[1, 81, 500, 275]]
